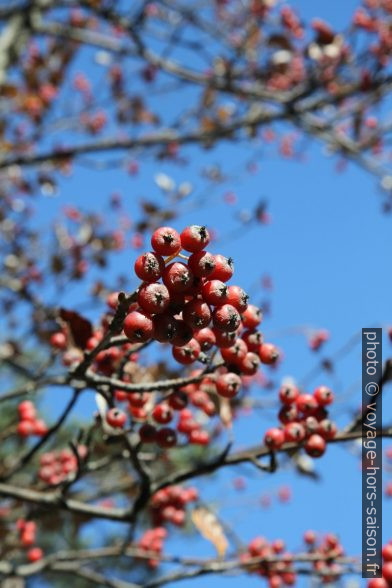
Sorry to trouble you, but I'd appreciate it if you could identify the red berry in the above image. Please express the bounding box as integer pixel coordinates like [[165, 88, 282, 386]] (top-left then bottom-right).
[[171, 319, 194, 346], [368, 579, 388, 588], [278, 405, 299, 424], [242, 304, 262, 329], [216, 372, 242, 398], [168, 391, 188, 410], [209, 254, 234, 282], [151, 226, 181, 256], [382, 544, 392, 561], [258, 342, 279, 365], [284, 422, 305, 442], [213, 304, 241, 332], [304, 530, 317, 545], [50, 331, 67, 350], [27, 547, 43, 563], [213, 328, 237, 348], [201, 280, 229, 305], [134, 252, 165, 282], [241, 330, 263, 351], [152, 404, 173, 425], [318, 419, 337, 440], [156, 427, 177, 448], [180, 225, 210, 252], [188, 251, 216, 277], [106, 408, 127, 428], [303, 416, 319, 436], [18, 401, 36, 421], [194, 327, 216, 351], [227, 285, 249, 312], [383, 563, 392, 582], [264, 427, 285, 450], [304, 433, 326, 457], [124, 311, 154, 342], [189, 430, 210, 445], [182, 299, 212, 329], [279, 384, 299, 405], [138, 282, 170, 314], [153, 314, 178, 343], [139, 424, 157, 443], [220, 339, 248, 363], [313, 385, 334, 406], [172, 338, 201, 364], [33, 419, 48, 436], [163, 262, 193, 293], [17, 421, 34, 437], [238, 351, 260, 375], [296, 393, 318, 415]]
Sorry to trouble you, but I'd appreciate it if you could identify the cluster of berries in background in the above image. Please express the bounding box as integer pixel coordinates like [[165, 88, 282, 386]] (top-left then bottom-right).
[[137, 527, 168, 569], [302, 531, 345, 583], [149, 485, 198, 527], [16, 401, 48, 438], [367, 542, 392, 588], [241, 536, 296, 587], [16, 519, 43, 563], [38, 446, 87, 486], [264, 383, 336, 458]]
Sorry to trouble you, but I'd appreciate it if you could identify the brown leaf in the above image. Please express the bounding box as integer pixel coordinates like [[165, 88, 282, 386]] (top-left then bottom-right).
[[191, 507, 228, 558]]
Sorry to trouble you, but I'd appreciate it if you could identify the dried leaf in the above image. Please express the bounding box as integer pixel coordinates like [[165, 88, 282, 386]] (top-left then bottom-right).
[[191, 507, 228, 558]]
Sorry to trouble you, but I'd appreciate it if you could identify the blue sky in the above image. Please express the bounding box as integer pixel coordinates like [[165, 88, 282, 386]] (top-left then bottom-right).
[[19, 0, 392, 586]]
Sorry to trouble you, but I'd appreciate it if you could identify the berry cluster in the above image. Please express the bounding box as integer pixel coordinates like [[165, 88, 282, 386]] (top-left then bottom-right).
[[303, 531, 344, 582], [240, 536, 296, 587], [150, 485, 198, 527], [16, 401, 48, 438], [367, 541, 392, 588], [137, 527, 168, 569], [263, 384, 336, 457], [38, 446, 87, 486], [16, 519, 43, 563]]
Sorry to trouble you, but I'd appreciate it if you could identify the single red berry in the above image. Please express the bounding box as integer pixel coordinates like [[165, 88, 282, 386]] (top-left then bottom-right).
[[242, 304, 262, 329], [382, 544, 392, 562], [17, 421, 34, 437], [134, 252, 165, 282], [213, 328, 237, 348], [139, 424, 157, 443], [27, 547, 43, 563], [151, 226, 181, 255], [284, 422, 305, 442], [189, 429, 210, 445], [278, 405, 298, 424], [383, 563, 392, 583], [368, 579, 388, 588], [279, 384, 299, 405], [50, 331, 67, 350], [188, 251, 216, 277], [153, 314, 178, 343], [18, 401, 36, 421], [241, 330, 263, 351], [220, 339, 248, 363], [138, 282, 170, 314], [227, 285, 249, 312], [163, 262, 193, 293], [106, 291, 120, 310], [238, 351, 260, 375], [194, 327, 216, 351], [258, 342, 279, 365], [182, 299, 212, 329], [303, 416, 319, 436], [168, 391, 188, 410], [171, 319, 194, 346], [33, 419, 48, 436], [296, 393, 318, 415], [201, 280, 229, 306], [128, 392, 148, 408], [180, 225, 210, 252], [216, 372, 242, 398], [209, 254, 234, 282], [106, 408, 127, 428], [303, 530, 317, 545], [213, 304, 241, 332], [152, 404, 173, 425], [268, 575, 282, 588], [304, 433, 326, 457], [156, 427, 177, 448], [318, 419, 337, 440], [172, 338, 201, 364], [124, 311, 154, 342], [264, 427, 285, 450], [313, 385, 334, 406]]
